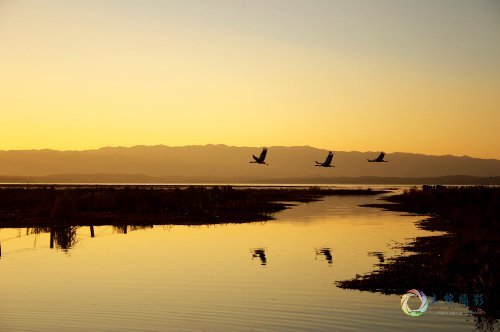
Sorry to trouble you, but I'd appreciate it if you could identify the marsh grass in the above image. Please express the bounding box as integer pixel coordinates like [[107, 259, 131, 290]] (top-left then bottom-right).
[[338, 186, 499, 329], [0, 185, 385, 227]]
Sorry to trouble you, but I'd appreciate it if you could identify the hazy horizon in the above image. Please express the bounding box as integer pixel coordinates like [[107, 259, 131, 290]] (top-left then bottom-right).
[[2, 145, 499, 180]]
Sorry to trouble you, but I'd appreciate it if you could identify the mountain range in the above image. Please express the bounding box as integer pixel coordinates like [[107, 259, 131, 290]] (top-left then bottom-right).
[[1, 145, 499, 184]]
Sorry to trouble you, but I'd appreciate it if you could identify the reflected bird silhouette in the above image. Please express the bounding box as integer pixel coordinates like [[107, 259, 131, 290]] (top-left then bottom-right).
[[315, 151, 335, 167], [315, 248, 333, 265], [249, 147, 268, 165], [251, 248, 267, 265], [367, 151, 388, 162]]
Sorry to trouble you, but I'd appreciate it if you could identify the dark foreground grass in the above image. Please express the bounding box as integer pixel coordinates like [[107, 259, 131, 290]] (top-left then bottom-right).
[[338, 186, 499, 329], [0, 185, 385, 227]]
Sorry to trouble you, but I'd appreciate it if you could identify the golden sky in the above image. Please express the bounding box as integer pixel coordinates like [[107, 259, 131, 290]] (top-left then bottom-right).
[[1, 0, 499, 158]]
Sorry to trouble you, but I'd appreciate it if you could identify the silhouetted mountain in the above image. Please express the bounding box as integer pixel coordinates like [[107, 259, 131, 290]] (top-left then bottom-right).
[[1, 145, 499, 183]]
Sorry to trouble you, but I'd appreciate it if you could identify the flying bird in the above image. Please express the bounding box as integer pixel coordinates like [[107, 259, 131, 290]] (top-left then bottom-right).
[[368, 152, 388, 162], [250, 147, 268, 165], [315, 151, 335, 167]]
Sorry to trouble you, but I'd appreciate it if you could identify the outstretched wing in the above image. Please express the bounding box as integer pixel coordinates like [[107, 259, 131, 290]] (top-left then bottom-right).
[[252, 155, 259, 162], [324, 151, 333, 165], [259, 147, 268, 162], [376, 152, 385, 161]]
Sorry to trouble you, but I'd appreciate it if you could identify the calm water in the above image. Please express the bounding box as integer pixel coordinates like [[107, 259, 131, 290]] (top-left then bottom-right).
[[0, 193, 482, 331]]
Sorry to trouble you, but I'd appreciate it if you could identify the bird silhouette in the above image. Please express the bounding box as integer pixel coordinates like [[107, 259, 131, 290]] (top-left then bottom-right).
[[315, 151, 335, 167], [367, 151, 388, 162], [250, 147, 268, 165]]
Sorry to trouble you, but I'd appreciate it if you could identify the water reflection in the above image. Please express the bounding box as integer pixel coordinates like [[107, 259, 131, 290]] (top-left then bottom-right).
[[50, 225, 79, 250], [129, 225, 154, 232], [24, 226, 79, 251], [113, 225, 128, 234], [0, 224, 159, 253], [112, 225, 154, 234], [315, 247, 333, 265], [0, 194, 492, 331], [2, 225, 346, 269], [251, 248, 267, 266]]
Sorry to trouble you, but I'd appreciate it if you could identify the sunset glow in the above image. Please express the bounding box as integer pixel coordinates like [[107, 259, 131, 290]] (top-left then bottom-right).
[[1, 0, 499, 158]]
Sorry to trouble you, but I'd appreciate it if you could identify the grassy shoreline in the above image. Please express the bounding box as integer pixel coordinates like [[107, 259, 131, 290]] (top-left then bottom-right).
[[0, 185, 386, 227], [338, 185, 499, 328]]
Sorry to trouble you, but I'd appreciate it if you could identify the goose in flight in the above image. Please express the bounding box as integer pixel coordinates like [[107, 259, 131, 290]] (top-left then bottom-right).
[[250, 147, 268, 165], [368, 151, 388, 162], [315, 151, 335, 167]]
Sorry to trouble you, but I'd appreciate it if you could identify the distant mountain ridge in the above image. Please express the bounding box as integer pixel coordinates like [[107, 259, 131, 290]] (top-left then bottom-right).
[[1, 145, 499, 183]]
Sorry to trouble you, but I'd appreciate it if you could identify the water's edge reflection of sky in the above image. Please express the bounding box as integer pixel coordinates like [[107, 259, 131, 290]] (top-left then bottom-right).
[[0, 194, 478, 331]]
